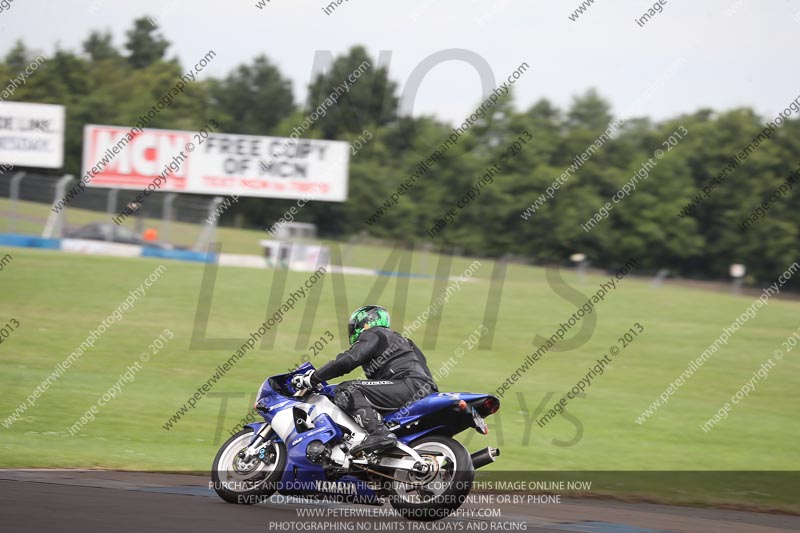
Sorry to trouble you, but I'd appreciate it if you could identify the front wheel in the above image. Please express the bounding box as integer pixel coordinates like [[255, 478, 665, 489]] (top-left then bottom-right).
[[211, 428, 286, 504], [389, 435, 474, 521]]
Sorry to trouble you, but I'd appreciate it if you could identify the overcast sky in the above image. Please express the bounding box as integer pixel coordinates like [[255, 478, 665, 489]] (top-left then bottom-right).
[[1, 0, 798, 125]]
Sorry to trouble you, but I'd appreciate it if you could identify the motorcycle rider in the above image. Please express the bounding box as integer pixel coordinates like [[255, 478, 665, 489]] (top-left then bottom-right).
[[292, 305, 438, 456]]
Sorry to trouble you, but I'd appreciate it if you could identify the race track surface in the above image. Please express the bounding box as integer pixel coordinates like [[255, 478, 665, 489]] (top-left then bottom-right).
[[1, 470, 798, 533]]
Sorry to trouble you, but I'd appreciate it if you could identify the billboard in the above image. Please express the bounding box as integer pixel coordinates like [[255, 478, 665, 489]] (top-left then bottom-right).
[[82, 124, 349, 201], [0, 102, 65, 168]]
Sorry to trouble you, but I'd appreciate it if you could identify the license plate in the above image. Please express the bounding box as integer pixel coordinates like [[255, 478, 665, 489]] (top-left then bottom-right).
[[472, 408, 488, 434]]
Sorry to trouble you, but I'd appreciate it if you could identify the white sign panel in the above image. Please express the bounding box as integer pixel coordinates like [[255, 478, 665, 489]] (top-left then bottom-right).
[[0, 102, 65, 168], [82, 124, 349, 202]]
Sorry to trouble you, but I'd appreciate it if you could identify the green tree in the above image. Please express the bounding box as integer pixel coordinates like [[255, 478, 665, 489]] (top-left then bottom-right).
[[210, 55, 294, 135], [83, 30, 120, 62], [124, 17, 169, 69], [4, 40, 30, 72], [2, 26, 799, 286], [566, 88, 613, 132], [306, 46, 398, 139]]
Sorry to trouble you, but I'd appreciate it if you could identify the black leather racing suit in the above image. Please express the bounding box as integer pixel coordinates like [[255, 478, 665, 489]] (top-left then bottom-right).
[[315, 327, 437, 434]]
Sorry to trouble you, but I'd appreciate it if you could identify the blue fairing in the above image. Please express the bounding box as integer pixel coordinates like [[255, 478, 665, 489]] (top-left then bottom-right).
[[244, 422, 267, 432], [384, 391, 492, 425], [232, 363, 496, 502]]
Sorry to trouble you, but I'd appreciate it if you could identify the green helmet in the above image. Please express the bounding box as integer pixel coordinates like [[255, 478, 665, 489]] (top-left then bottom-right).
[[348, 305, 390, 344]]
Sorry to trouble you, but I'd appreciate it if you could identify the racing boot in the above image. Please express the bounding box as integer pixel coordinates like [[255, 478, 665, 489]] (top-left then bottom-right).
[[349, 407, 397, 456]]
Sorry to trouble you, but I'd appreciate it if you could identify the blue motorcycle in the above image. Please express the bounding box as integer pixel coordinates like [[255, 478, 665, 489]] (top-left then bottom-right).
[[211, 362, 501, 521]]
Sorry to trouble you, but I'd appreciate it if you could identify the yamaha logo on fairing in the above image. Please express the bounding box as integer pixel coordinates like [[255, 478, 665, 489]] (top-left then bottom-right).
[[291, 436, 303, 446], [315, 480, 357, 494]]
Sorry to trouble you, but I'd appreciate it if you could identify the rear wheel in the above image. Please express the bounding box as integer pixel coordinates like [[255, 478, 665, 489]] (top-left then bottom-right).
[[211, 428, 286, 504], [389, 435, 474, 521]]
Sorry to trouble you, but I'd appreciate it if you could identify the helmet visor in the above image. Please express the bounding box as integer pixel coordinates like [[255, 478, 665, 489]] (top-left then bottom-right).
[[348, 317, 358, 344]]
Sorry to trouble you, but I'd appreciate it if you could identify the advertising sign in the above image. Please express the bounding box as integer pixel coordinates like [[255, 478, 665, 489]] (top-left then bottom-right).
[[82, 124, 349, 201], [0, 102, 65, 168]]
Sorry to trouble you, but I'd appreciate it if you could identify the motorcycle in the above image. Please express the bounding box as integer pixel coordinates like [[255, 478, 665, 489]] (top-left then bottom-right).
[[211, 362, 501, 521]]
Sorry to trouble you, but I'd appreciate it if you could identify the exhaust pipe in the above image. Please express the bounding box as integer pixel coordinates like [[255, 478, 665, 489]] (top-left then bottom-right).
[[471, 446, 500, 469]]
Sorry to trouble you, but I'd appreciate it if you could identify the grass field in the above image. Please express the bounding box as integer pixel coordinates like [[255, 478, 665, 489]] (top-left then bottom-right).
[[0, 242, 798, 510], [0, 197, 471, 274]]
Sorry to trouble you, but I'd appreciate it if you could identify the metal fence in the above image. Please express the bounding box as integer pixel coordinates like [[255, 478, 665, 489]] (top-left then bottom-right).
[[0, 172, 224, 251]]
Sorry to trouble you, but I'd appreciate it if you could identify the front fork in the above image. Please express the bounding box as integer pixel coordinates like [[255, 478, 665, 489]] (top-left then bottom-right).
[[239, 424, 274, 464]]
